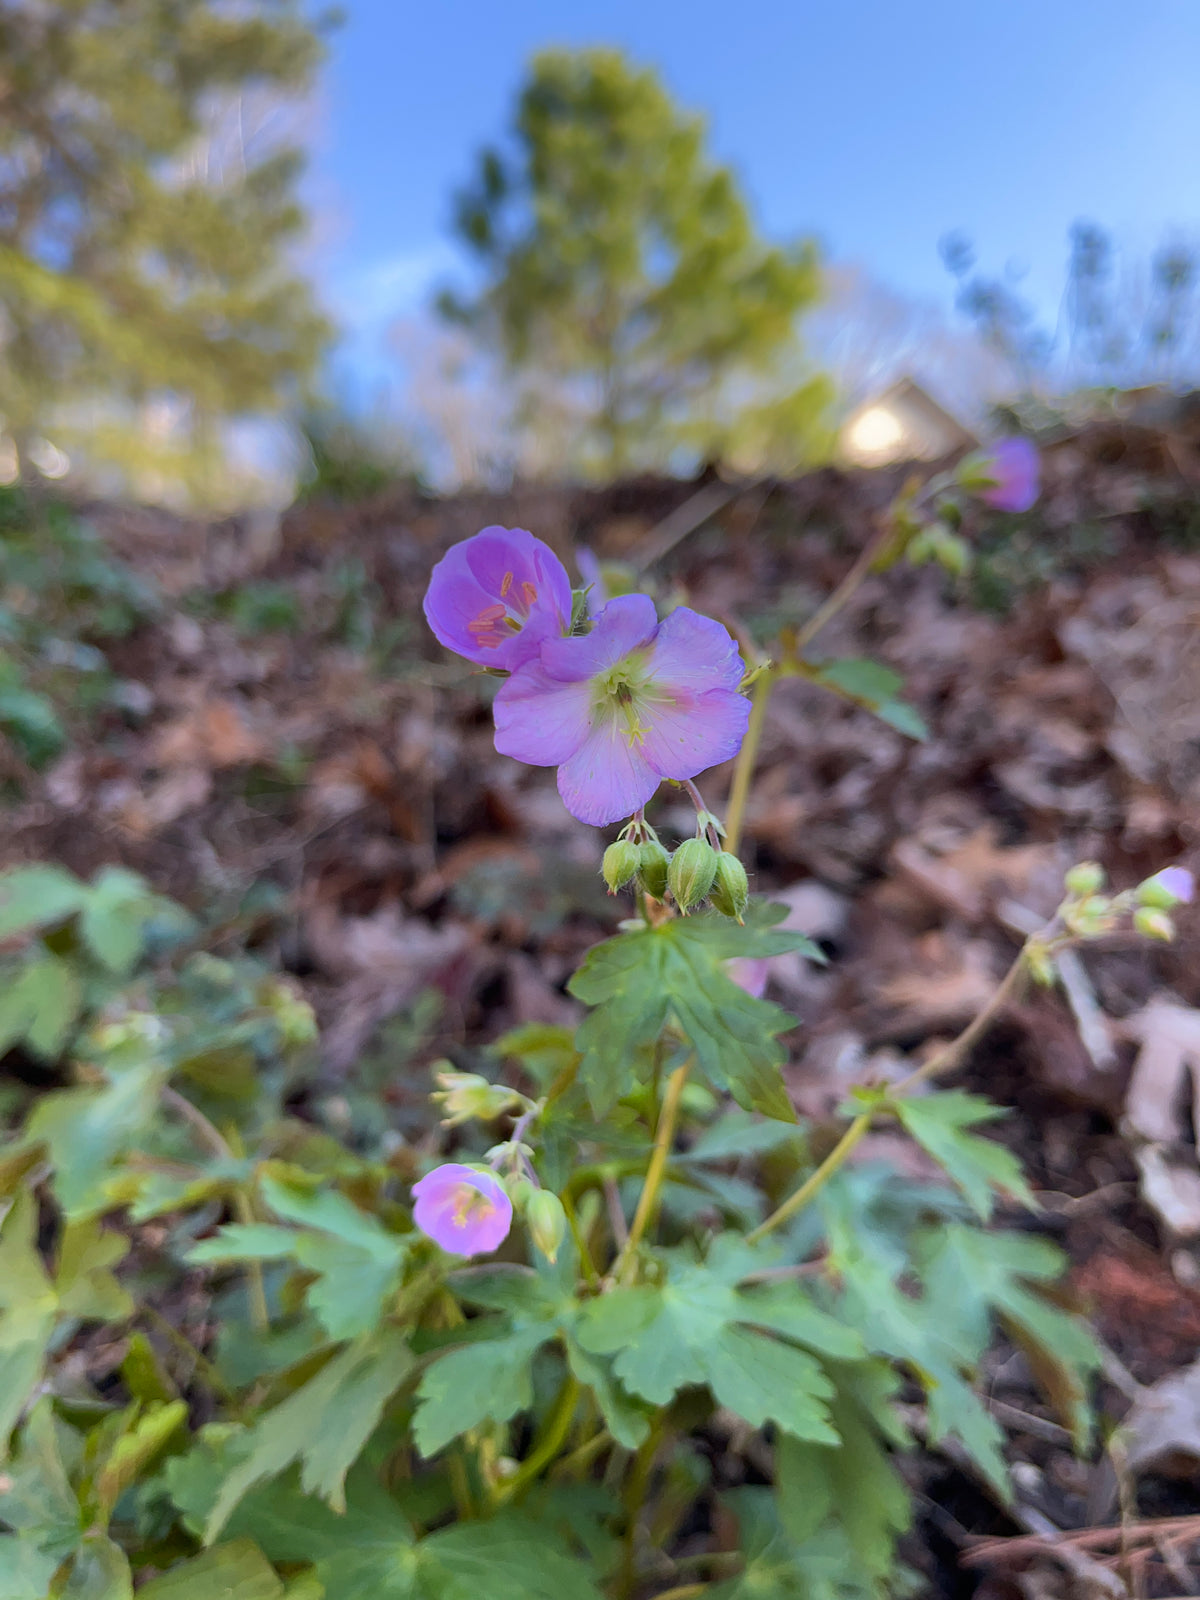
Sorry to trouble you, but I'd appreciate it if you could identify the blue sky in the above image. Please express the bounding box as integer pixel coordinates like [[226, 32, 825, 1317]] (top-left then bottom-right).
[[308, 0, 1200, 391]]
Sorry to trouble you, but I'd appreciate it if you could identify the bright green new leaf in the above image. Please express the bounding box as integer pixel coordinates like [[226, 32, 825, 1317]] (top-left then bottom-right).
[[0, 865, 85, 941], [893, 1091, 1036, 1220], [79, 867, 160, 977], [93, 1402, 188, 1521], [0, 955, 83, 1059], [24, 1063, 165, 1219], [205, 1328, 413, 1542], [0, 1192, 59, 1449]]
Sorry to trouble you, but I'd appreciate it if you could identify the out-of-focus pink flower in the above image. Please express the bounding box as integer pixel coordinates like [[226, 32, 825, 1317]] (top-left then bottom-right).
[[493, 593, 749, 828], [727, 958, 768, 998], [423, 526, 572, 671], [1139, 866, 1195, 909], [411, 1163, 513, 1257], [980, 438, 1040, 513]]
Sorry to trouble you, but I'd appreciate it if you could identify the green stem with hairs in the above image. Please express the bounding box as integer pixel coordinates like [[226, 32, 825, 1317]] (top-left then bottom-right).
[[612, 1060, 691, 1285], [748, 942, 1032, 1243], [493, 1372, 581, 1505]]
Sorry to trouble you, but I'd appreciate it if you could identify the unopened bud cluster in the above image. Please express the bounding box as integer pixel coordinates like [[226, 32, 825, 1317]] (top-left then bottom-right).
[[602, 818, 749, 920], [1057, 860, 1194, 946]]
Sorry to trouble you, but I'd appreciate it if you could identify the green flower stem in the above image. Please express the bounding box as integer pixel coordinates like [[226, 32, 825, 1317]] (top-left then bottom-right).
[[651, 1587, 706, 1600], [746, 1113, 872, 1245], [493, 1372, 581, 1505], [553, 1427, 613, 1481], [562, 1190, 601, 1290], [893, 949, 1028, 1094], [748, 941, 1033, 1244], [613, 1059, 692, 1285], [618, 1420, 665, 1600]]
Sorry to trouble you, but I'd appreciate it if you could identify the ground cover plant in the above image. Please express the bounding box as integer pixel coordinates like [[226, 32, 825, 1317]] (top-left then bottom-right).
[[0, 441, 1197, 1598]]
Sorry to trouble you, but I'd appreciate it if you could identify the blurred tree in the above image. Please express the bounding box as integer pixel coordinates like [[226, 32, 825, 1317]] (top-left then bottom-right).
[[440, 48, 830, 478], [0, 0, 332, 499]]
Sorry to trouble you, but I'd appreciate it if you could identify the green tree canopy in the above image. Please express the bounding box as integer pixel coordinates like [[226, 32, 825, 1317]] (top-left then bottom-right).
[[0, 0, 331, 498], [441, 48, 832, 479]]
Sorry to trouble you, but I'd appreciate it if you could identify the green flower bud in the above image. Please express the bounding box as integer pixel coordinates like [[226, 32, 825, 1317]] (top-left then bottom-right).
[[1064, 861, 1106, 898], [601, 839, 641, 893], [709, 852, 749, 922], [668, 837, 720, 913], [1134, 906, 1175, 942], [637, 839, 671, 900], [525, 1188, 567, 1264], [432, 1067, 523, 1127], [931, 529, 971, 577]]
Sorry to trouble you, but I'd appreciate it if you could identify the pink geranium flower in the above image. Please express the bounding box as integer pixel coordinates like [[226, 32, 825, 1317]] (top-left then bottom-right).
[[980, 438, 1040, 513], [423, 526, 572, 671], [411, 1163, 513, 1257], [493, 594, 750, 828]]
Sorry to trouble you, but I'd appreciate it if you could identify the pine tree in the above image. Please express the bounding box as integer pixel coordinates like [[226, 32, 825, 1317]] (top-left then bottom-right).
[[441, 48, 831, 479], [0, 0, 331, 498]]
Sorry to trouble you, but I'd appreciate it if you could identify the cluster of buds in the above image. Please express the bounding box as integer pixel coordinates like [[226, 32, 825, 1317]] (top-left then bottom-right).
[[431, 1065, 530, 1128], [601, 814, 750, 920], [1059, 860, 1194, 944], [875, 437, 1041, 581]]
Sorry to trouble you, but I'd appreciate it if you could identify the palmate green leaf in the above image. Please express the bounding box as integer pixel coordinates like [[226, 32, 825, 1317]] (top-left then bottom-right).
[[205, 1327, 414, 1542], [776, 1393, 911, 1595], [415, 1260, 648, 1456], [917, 1224, 1102, 1447], [23, 1063, 165, 1219], [568, 902, 819, 1119], [577, 1239, 861, 1442], [892, 1091, 1036, 1220], [173, 1459, 604, 1600], [0, 955, 83, 1059], [0, 1191, 59, 1449], [78, 866, 161, 977], [0, 864, 85, 940], [823, 1212, 1010, 1495], [136, 1541, 284, 1600], [188, 1174, 411, 1344]]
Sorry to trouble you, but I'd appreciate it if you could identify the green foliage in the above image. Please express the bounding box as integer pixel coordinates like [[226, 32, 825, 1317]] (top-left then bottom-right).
[[0, 490, 158, 773], [443, 48, 829, 477], [0, 853, 1102, 1598], [567, 901, 821, 1119], [891, 1090, 1035, 1220], [808, 657, 928, 740], [0, 0, 330, 497]]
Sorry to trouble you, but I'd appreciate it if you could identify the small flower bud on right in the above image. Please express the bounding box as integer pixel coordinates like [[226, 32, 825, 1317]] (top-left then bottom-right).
[[601, 839, 640, 893], [709, 853, 749, 922], [637, 839, 670, 900], [1134, 906, 1176, 942], [668, 837, 720, 912], [525, 1188, 567, 1263], [1137, 866, 1194, 910], [1064, 861, 1106, 898]]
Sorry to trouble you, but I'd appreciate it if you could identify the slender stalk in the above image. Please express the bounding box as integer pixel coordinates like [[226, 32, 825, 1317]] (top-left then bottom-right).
[[161, 1086, 231, 1161], [893, 948, 1028, 1093], [618, 1422, 664, 1600], [791, 519, 896, 655], [613, 1060, 691, 1285], [652, 1587, 706, 1600], [493, 1373, 581, 1504], [142, 1303, 243, 1413], [562, 1191, 601, 1290], [747, 941, 1033, 1244], [746, 1114, 872, 1245], [724, 670, 774, 856]]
